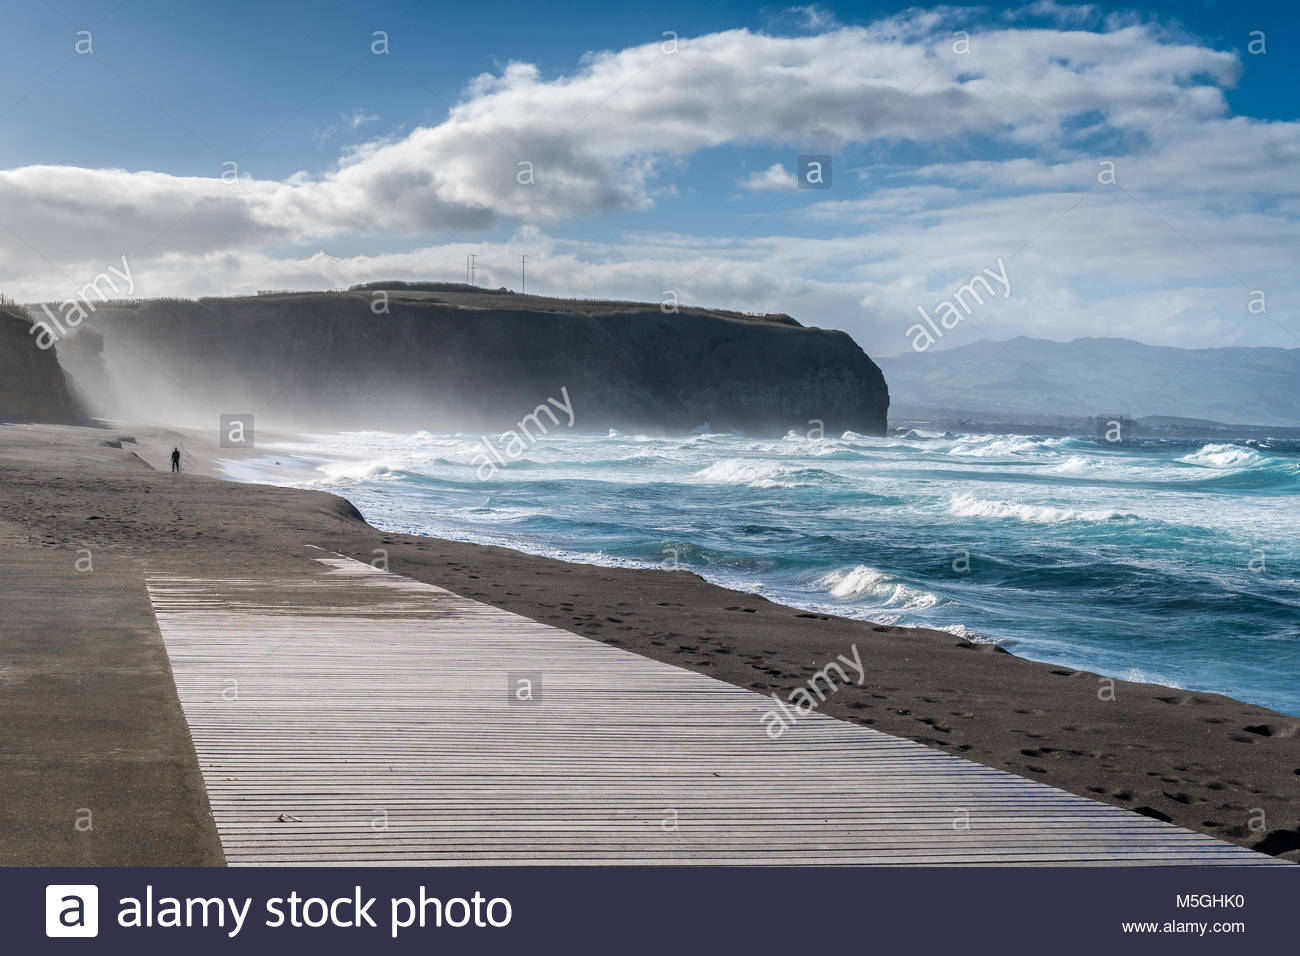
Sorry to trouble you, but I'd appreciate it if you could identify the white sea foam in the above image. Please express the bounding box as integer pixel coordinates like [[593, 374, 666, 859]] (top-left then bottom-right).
[[315, 459, 399, 483], [948, 491, 1133, 523], [814, 564, 893, 599], [692, 458, 831, 488], [1050, 454, 1095, 474], [1178, 443, 1267, 469], [945, 434, 1056, 458], [811, 565, 939, 615], [937, 623, 996, 643], [1123, 667, 1182, 689], [1047, 453, 1136, 477]]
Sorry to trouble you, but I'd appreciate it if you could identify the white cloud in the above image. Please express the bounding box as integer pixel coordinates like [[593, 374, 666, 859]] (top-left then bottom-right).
[[0, 17, 1242, 250], [742, 163, 798, 191], [1008, 1, 1100, 27], [0, 9, 1294, 351], [312, 111, 380, 143], [769, 4, 840, 33]]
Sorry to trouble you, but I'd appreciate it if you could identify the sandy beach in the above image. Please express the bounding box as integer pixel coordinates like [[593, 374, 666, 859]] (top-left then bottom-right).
[[0, 419, 1296, 865]]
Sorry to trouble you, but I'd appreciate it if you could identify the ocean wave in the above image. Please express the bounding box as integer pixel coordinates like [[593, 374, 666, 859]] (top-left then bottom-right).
[[945, 434, 1066, 458], [937, 623, 996, 643], [1179, 443, 1270, 469], [814, 564, 892, 599], [691, 458, 838, 489], [597, 453, 673, 466], [1050, 454, 1095, 475], [810, 565, 939, 614], [1122, 667, 1182, 689], [1047, 453, 1136, 477], [948, 492, 1135, 523], [314, 459, 401, 483], [730, 435, 868, 461]]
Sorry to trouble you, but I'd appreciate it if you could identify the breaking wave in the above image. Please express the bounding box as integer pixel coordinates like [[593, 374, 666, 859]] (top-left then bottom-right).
[[691, 458, 838, 489], [1180, 443, 1270, 469], [810, 565, 940, 617], [948, 492, 1135, 523], [945, 434, 1069, 458]]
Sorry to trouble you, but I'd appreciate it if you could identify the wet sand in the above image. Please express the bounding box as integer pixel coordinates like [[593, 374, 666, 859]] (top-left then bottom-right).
[[1, 420, 1296, 863]]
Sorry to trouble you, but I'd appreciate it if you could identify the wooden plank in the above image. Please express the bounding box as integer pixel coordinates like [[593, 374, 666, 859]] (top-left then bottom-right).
[[147, 554, 1279, 866]]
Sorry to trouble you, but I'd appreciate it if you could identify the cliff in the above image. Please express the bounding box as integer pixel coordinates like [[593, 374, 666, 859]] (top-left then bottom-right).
[[54, 287, 889, 436], [0, 302, 81, 423]]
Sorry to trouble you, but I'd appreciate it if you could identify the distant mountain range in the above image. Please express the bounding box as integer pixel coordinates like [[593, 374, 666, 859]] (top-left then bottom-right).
[[878, 337, 1300, 428]]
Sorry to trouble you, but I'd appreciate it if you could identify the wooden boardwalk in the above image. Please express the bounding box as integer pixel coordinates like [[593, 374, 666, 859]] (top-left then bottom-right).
[[147, 553, 1276, 866]]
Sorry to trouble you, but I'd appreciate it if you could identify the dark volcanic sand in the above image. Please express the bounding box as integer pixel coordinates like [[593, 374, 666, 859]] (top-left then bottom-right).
[[1, 421, 1297, 864]]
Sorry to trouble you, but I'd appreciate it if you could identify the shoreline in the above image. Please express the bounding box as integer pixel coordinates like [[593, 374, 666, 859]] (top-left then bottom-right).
[[1, 419, 1296, 863], [217, 426, 1299, 717]]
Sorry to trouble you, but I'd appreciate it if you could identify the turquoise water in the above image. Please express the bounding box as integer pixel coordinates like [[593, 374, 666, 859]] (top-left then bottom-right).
[[227, 429, 1300, 715]]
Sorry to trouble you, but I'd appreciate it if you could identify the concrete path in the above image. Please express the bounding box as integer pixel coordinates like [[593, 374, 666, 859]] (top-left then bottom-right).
[[0, 536, 223, 865], [146, 552, 1277, 866]]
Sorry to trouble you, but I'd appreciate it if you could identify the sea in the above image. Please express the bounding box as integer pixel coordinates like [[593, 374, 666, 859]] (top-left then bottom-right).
[[222, 428, 1300, 716]]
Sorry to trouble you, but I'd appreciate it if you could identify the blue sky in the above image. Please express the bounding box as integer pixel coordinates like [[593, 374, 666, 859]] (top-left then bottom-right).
[[1, 0, 1297, 355]]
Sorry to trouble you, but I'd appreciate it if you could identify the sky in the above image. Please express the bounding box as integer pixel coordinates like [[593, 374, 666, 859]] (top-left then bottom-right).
[[0, 0, 1297, 357]]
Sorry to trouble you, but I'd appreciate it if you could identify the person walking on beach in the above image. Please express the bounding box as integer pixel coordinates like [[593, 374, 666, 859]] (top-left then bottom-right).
[[171, 447, 181, 473]]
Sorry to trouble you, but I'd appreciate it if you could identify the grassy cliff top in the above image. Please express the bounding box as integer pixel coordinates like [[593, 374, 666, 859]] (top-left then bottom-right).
[[79, 283, 804, 328]]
